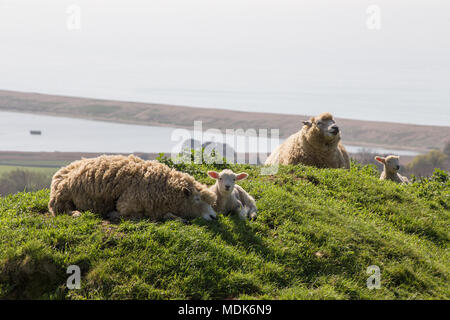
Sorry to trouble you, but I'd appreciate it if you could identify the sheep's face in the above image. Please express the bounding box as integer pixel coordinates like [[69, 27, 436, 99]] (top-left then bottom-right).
[[303, 112, 341, 143], [375, 155, 401, 173], [207, 169, 248, 195], [182, 187, 218, 221]]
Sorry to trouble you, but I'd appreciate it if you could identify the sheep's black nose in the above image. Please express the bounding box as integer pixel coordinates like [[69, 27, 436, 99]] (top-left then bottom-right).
[[225, 185, 231, 190], [210, 214, 218, 220], [396, 165, 400, 170], [330, 125, 339, 134]]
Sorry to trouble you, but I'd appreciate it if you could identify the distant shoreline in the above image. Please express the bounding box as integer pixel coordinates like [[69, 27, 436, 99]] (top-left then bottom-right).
[[0, 151, 416, 167], [1, 89, 449, 153]]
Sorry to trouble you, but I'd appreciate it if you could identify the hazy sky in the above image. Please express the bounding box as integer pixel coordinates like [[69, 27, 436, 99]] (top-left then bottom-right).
[[0, 0, 449, 125]]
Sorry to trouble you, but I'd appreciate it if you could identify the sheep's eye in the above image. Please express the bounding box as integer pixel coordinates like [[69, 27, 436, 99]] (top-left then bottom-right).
[[219, 178, 222, 180], [317, 121, 322, 125]]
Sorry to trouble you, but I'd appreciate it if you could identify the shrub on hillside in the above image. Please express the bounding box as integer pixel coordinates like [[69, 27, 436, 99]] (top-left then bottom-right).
[[405, 150, 448, 177], [0, 169, 52, 196], [156, 148, 231, 174], [443, 141, 450, 158]]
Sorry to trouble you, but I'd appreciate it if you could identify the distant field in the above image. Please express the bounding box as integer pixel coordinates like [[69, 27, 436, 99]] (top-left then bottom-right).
[[0, 160, 68, 167], [0, 165, 59, 177], [0, 152, 154, 177], [0, 154, 71, 176]]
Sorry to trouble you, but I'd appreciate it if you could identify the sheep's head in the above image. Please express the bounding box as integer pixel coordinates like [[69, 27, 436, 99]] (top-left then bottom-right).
[[375, 155, 401, 174], [302, 112, 341, 144], [207, 169, 248, 195], [181, 184, 218, 221]]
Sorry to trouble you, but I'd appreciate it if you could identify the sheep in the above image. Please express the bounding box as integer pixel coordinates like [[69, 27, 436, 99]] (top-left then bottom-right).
[[375, 155, 410, 184], [48, 155, 218, 222], [207, 169, 257, 220], [265, 112, 350, 169]]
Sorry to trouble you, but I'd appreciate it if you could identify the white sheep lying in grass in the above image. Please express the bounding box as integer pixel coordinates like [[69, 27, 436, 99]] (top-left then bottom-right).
[[207, 169, 257, 220], [375, 155, 410, 184], [49, 155, 218, 222]]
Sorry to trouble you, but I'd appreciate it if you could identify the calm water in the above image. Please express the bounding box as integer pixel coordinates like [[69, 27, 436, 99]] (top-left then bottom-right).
[[0, 1, 449, 126], [0, 112, 278, 154], [0, 112, 419, 156]]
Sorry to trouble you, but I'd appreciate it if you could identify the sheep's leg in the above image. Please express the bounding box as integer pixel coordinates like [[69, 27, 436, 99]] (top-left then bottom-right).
[[70, 210, 82, 218], [248, 209, 258, 220], [163, 212, 190, 224], [237, 206, 257, 221], [238, 207, 249, 220], [105, 211, 121, 222], [49, 195, 77, 216], [231, 200, 248, 220]]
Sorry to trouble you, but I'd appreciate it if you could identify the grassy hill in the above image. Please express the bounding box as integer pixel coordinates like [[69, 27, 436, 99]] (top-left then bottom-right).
[[0, 159, 448, 299]]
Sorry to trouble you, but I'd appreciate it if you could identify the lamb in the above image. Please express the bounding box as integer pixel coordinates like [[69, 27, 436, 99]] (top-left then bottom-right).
[[265, 112, 350, 169], [207, 169, 257, 220], [375, 155, 410, 184], [48, 155, 218, 222]]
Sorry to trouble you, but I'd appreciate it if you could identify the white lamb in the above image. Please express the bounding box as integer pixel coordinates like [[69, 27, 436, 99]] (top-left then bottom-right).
[[375, 155, 410, 184], [207, 169, 258, 220]]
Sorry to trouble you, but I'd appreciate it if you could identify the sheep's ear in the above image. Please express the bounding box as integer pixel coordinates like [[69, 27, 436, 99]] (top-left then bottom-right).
[[207, 171, 219, 179], [182, 187, 192, 197], [236, 173, 248, 181], [374, 156, 385, 164], [302, 120, 312, 127]]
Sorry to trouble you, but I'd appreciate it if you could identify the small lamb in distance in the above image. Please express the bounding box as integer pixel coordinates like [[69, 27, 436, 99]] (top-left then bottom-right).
[[375, 155, 410, 184], [208, 169, 257, 220]]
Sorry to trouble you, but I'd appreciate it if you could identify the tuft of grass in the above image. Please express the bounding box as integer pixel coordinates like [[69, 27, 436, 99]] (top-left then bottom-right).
[[0, 163, 448, 300]]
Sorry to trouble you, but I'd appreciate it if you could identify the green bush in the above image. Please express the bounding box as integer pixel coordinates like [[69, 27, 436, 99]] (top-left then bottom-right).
[[0, 169, 52, 196], [406, 150, 448, 177]]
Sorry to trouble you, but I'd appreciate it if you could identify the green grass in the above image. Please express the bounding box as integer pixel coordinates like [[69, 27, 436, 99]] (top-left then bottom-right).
[[0, 161, 448, 300]]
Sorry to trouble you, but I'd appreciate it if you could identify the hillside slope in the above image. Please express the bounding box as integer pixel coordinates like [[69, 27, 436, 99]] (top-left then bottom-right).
[[0, 161, 448, 299]]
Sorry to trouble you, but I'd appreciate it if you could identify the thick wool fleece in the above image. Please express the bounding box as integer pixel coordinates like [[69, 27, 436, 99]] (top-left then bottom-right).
[[265, 112, 350, 169], [48, 155, 216, 220]]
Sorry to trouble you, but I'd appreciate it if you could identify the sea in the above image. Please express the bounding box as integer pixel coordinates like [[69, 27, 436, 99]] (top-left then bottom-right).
[[0, 1, 448, 134]]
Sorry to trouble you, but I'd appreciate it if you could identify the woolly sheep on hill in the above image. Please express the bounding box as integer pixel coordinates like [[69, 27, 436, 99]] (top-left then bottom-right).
[[48, 155, 218, 222], [207, 169, 257, 220], [265, 112, 350, 169], [375, 155, 410, 184]]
